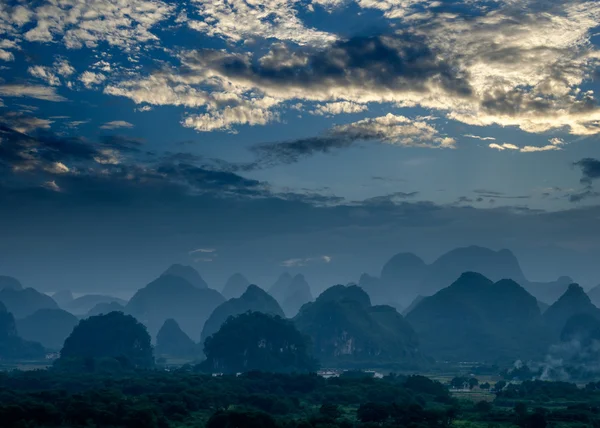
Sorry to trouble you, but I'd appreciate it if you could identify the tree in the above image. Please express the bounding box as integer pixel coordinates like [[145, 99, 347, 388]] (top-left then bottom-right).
[[494, 380, 507, 392], [58, 312, 154, 369], [201, 312, 318, 374], [207, 410, 277, 428], [357, 402, 390, 423], [469, 377, 479, 389]]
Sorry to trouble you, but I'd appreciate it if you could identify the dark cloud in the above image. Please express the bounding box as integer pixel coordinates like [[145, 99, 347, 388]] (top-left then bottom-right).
[[574, 158, 600, 184], [182, 34, 473, 97]]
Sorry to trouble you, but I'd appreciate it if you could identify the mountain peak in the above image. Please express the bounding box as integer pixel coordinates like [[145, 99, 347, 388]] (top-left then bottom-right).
[[162, 264, 208, 289], [222, 273, 250, 299], [0, 276, 23, 291]]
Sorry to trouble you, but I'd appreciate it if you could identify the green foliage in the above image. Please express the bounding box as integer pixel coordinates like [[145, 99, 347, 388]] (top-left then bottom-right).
[[200, 284, 285, 344], [58, 311, 154, 370], [201, 311, 318, 374], [406, 272, 550, 363], [294, 285, 420, 367]]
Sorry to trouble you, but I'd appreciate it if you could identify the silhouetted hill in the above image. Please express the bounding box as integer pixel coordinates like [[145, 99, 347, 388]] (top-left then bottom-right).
[[0, 288, 59, 318], [0, 302, 45, 359], [222, 273, 250, 299], [281, 274, 313, 317], [201, 312, 317, 374], [65, 295, 127, 316], [363, 246, 572, 308], [268, 273, 293, 302], [156, 318, 198, 358], [162, 264, 208, 289], [543, 284, 600, 338], [294, 285, 420, 367], [406, 272, 549, 362], [86, 301, 125, 317], [126, 274, 225, 340], [560, 313, 600, 343], [201, 284, 284, 344], [0, 276, 23, 291], [421, 246, 527, 296], [526, 276, 573, 305], [52, 290, 74, 308], [16, 308, 78, 350]]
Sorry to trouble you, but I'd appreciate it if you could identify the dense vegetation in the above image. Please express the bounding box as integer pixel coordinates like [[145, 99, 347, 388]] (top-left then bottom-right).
[[201, 312, 317, 373], [2, 369, 600, 428]]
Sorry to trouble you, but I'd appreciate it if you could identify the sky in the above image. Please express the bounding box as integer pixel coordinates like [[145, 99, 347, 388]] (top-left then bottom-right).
[[1, 0, 600, 293]]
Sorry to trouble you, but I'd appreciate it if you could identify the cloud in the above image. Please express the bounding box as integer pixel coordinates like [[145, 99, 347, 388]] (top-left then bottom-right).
[[574, 158, 600, 184], [489, 143, 519, 151], [0, 112, 53, 134], [2, 0, 174, 50], [310, 101, 369, 116], [187, 0, 336, 46], [281, 255, 332, 267], [100, 120, 134, 130], [465, 134, 496, 141], [42, 180, 61, 192], [79, 71, 106, 89], [189, 248, 216, 254], [28, 65, 60, 86], [0, 84, 66, 101], [253, 113, 455, 166]]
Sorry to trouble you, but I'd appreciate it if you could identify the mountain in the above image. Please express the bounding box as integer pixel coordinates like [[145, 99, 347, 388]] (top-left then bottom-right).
[[526, 276, 573, 305], [162, 264, 208, 289], [0, 276, 23, 291], [65, 295, 128, 316], [543, 284, 600, 338], [201, 312, 318, 374], [587, 284, 600, 308], [201, 284, 285, 344], [268, 273, 293, 302], [281, 274, 313, 317], [406, 272, 550, 362], [156, 318, 198, 358], [86, 301, 125, 317], [222, 273, 250, 299], [402, 295, 425, 316], [126, 274, 225, 340], [420, 246, 527, 296], [0, 302, 45, 359], [16, 308, 78, 350], [363, 246, 572, 307], [52, 290, 74, 308], [0, 288, 59, 318], [294, 284, 420, 367]]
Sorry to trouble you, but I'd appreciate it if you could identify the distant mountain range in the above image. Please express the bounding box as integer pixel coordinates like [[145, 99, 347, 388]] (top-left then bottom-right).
[[360, 245, 575, 308]]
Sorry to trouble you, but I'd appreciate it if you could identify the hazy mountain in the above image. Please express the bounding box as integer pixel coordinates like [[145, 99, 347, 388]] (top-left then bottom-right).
[[560, 313, 600, 343], [162, 264, 208, 289], [86, 301, 125, 317], [65, 295, 128, 316], [0, 302, 45, 359], [52, 290, 74, 308], [222, 273, 250, 299], [543, 284, 600, 338], [587, 284, 600, 308], [156, 318, 198, 358], [0, 288, 59, 318], [281, 274, 313, 317], [526, 276, 574, 305], [402, 295, 425, 316], [0, 276, 23, 291], [201, 312, 318, 374], [421, 246, 527, 296], [406, 272, 549, 362], [363, 246, 572, 308], [201, 284, 284, 344], [126, 274, 225, 340], [16, 308, 78, 350], [268, 273, 293, 303], [294, 284, 420, 367]]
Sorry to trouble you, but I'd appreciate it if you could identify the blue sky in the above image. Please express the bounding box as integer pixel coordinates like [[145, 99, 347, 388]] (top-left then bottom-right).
[[1, 0, 600, 292]]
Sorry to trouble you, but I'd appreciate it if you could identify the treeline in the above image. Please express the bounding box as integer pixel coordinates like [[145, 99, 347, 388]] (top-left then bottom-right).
[[0, 370, 454, 428]]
